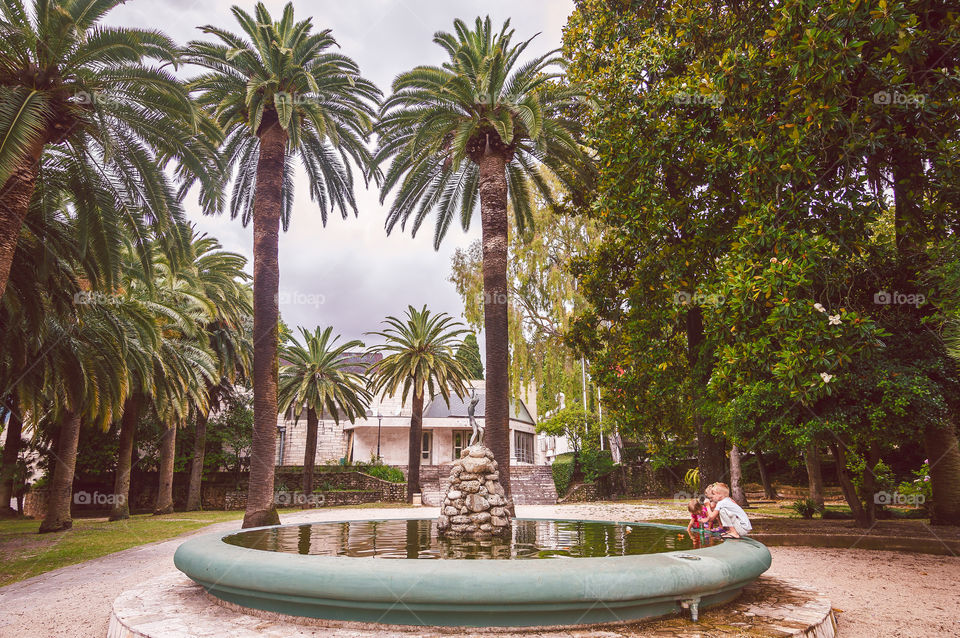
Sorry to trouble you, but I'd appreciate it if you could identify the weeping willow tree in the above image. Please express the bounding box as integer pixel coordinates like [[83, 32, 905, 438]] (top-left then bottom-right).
[[449, 188, 602, 417]]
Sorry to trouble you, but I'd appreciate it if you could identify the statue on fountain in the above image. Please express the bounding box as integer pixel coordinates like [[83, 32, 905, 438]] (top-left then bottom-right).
[[467, 389, 483, 446]]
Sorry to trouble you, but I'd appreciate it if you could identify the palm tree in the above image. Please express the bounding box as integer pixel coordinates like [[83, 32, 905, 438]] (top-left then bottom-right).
[[0, 0, 221, 300], [366, 306, 472, 503], [185, 235, 252, 511], [373, 17, 590, 493], [278, 327, 371, 500], [186, 2, 380, 528], [25, 305, 130, 533]]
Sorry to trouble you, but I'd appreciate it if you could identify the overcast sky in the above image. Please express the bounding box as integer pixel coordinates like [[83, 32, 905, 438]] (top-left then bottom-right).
[[103, 0, 574, 348]]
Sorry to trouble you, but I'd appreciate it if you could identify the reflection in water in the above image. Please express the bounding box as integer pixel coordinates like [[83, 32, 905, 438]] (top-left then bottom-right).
[[223, 519, 721, 560]]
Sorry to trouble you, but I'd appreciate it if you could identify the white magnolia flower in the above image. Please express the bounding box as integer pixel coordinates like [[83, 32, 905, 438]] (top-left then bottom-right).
[[813, 303, 826, 313], [820, 372, 834, 383], [828, 314, 841, 325]]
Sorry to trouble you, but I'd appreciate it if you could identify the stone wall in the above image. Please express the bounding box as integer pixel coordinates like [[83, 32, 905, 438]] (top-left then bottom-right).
[[557, 482, 600, 503]]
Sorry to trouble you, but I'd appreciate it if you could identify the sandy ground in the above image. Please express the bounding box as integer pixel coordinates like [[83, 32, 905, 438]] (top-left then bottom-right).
[[0, 503, 956, 637]]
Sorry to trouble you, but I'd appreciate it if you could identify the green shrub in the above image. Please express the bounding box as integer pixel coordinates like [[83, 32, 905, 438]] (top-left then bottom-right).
[[552, 453, 574, 496], [792, 498, 823, 519], [580, 448, 615, 483], [363, 463, 405, 483]]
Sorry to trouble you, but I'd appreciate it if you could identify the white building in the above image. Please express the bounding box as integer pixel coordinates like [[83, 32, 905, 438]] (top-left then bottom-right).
[[276, 379, 545, 468]]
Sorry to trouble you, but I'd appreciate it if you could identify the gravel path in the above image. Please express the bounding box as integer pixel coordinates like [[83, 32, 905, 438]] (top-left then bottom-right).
[[0, 503, 955, 637]]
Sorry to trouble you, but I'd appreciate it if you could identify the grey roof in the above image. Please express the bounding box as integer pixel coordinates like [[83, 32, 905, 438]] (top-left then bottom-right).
[[423, 389, 535, 424]]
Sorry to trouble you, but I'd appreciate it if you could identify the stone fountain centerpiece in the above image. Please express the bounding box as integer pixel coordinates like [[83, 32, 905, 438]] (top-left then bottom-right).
[[437, 444, 513, 537]]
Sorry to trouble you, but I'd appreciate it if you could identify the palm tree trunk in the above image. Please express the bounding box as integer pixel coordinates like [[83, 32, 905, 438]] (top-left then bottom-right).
[[109, 395, 139, 521], [185, 411, 208, 511], [39, 411, 81, 533], [302, 407, 318, 503], [153, 423, 176, 515], [804, 441, 825, 507], [0, 141, 44, 300], [0, 397, 23, 516], [243, 112, 287, 529], [407, 390, 424, 503], [729, 444, 749, 507], [755, 449, 778, 499], [477, 150, 511, 497]]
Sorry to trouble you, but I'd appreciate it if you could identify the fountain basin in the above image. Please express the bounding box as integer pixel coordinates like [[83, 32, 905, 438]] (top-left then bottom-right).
[[173, 517, 771, 627]]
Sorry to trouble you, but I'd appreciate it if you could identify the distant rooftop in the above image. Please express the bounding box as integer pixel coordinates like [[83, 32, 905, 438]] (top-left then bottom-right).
[[423, 387, 535, 424]]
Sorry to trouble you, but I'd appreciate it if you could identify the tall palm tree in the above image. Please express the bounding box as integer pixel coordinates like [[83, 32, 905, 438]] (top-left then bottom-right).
[[278, 326, 370, 500], [366, 306, 472, 503], [373, 17, 591, 492], [186, 2, 380, 528], [0, 0, 222, 300]]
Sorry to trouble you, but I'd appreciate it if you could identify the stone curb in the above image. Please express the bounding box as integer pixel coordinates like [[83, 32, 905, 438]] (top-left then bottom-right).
[[108, 572, 835, 637]]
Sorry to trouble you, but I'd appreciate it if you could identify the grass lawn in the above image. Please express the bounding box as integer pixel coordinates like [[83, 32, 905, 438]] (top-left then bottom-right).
[[0, 502, 413, 588]]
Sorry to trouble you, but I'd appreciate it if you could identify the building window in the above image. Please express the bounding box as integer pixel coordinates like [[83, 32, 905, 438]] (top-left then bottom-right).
[[514, 431, 534, 463], [452, 430, 471, 459], [421, 431, 432, 464]]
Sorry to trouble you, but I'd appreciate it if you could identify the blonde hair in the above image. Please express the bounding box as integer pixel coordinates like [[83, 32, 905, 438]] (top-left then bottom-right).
[[712, 482, 730, 498], [687, 498, 700, 514]]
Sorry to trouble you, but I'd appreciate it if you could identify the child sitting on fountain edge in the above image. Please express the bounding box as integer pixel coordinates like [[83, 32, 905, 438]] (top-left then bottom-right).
[[685, 498, 710, 548], [705, 482, 752, 539]]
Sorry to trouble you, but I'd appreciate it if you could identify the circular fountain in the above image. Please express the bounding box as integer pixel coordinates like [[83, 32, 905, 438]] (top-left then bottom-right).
[[173, 515, 772, 627]]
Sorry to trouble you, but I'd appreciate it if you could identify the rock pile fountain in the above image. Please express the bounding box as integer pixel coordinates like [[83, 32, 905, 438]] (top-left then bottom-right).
[[437, 444, 513, 537]]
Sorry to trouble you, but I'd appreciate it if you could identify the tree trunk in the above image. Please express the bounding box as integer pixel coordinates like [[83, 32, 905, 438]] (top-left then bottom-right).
[[685, 305, 726, 485], [109, 396, 139, 521], [185, 411, 208, 511], [755, 449, 778, 500], [729, 444, 749, 507], [925, 423, 960, 525], [153, 423, 176, 515], [830, 442, 872, 527], [804, 441, 825, 507], [0, 397, 23, 516], [39, 411, 81, 533], [477, 149, 511, 497], [406, 391, 424, 503], [301, 407, 318, 504], [243, 111, 287, 529], [0, 141, 44, 300]]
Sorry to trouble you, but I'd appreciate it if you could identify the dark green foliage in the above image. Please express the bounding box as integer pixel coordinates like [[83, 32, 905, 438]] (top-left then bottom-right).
[[552, 453, 574, 496], [456, 333, 484, 380], [580, 449, 615, 484], [362, 463, 405, 484]]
